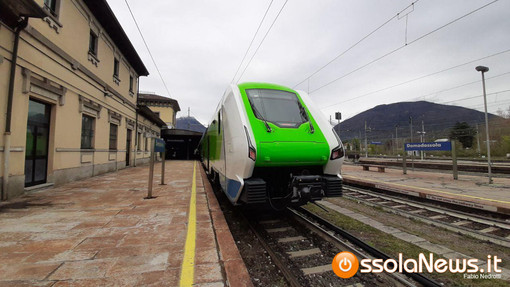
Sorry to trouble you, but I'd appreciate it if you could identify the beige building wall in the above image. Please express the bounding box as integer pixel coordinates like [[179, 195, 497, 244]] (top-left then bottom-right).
[[135, 116, 162, 163], [0, 0, 159, 200], [147, 106, 176, 128]]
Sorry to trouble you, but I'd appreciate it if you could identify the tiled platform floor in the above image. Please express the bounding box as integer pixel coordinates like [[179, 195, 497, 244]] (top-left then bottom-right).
[[0, 160, 251, 286]]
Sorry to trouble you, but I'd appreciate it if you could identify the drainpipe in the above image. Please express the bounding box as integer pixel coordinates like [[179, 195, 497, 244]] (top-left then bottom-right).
[[134, 77, 140, 167], [3, 18, 28, 201]]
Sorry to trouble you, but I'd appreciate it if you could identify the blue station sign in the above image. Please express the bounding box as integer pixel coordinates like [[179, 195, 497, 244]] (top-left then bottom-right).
[[154, 138, 166, 153], [405, 142, 452, 151]]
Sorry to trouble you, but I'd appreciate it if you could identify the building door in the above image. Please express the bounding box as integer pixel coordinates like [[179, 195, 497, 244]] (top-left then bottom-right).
[[25, 99, 51, 187], [126, 129, 132, 166]]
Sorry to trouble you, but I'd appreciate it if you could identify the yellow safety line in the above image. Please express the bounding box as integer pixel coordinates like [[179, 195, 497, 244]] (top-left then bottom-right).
[[346, 175, 510, 205], [180, 161, 197, 287]]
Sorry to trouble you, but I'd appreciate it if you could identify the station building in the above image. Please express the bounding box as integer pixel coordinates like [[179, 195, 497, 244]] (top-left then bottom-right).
[[138, 92, 202, 160], [0, 0, 163, 200], [138, 92, 180, 130]]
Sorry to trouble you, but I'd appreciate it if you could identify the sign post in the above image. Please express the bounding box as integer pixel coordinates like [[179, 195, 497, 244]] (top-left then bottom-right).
[[405, 141, 457, 179], [146, 138, 166, 199], [402, 152, 407, 175], [154, 138, 166, 185], [146, 137, 156, 199], [160, 150, 166, 185]]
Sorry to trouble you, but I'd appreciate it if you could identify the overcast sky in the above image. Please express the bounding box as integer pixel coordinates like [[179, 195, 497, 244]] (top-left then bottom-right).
[[106, 0, 510, 125]]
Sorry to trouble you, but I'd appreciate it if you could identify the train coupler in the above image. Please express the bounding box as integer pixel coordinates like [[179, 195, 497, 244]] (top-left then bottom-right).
[[290, 175, 324, 203]]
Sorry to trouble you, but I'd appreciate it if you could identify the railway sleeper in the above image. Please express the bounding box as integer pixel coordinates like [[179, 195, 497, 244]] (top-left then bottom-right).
[[278, 236, 306, 243], [301, 264, 332, 276], [287, 248, 321, 258]]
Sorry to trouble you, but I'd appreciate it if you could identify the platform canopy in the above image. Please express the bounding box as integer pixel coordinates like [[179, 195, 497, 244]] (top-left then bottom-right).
[[0, 0, 47, 28]]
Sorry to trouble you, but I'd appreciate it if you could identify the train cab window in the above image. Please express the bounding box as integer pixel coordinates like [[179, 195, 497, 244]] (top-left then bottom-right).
[[246, 89, 308, 128]]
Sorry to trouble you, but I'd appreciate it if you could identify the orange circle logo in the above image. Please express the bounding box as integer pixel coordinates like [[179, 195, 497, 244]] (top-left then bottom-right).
[[332, 251, 359, 278]]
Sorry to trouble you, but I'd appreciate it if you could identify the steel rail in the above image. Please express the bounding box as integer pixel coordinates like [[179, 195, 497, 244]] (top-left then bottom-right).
[[243, 214, 302, 287], [342, 185, 510, 247], [294, 207, 443, 287]]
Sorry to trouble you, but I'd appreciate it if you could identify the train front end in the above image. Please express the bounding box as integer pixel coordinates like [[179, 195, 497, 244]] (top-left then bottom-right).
[[238, 83, 344, 208]]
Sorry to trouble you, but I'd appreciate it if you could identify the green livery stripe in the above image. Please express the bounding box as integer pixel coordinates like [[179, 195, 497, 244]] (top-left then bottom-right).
[[204, 112, 222, 161]]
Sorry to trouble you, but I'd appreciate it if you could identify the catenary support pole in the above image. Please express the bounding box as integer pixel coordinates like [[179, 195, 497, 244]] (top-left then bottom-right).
[[452, 141, 458, 180], [409, 117, 414, 171], [364, 121, 368, 158]]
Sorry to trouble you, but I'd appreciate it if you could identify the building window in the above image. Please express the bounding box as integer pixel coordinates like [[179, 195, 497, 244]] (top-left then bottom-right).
[[81, 115, 94, 149], [44, 0, 59, 17], [129, 76, 134, 92], [113, 58, 119, 77], [145, 136, 149, 151], [138, 132, 142, 151], [109, 123, 118, 150], [154, 112, 160, 118], [89, 30, 98, 56]]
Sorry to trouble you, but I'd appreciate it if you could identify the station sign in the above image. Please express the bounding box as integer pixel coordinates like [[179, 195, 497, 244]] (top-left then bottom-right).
[[405, 142, 451, 151], [154, 138, 166, 153], [370, 141, 382, 145]]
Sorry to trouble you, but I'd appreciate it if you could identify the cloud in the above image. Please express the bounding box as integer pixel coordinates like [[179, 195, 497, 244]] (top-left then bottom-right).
[[107, 0, 510, 124]]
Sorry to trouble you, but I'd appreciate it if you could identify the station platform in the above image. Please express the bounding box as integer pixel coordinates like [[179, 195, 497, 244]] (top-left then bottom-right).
[[0, 160, 252, 286], [342, 163, 510, 216]]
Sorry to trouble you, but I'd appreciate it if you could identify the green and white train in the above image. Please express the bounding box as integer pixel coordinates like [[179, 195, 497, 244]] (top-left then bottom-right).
[[200, 82, 344, 208]]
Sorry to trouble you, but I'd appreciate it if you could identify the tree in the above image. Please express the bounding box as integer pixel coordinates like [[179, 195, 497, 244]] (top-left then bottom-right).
[[449, 122, 476, 148], [351, 138, 361, 151], [499, 105, 510, 119], [496, 108, 505, 118]]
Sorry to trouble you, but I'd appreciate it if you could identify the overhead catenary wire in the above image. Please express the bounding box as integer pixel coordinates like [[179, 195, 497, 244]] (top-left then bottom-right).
[[230, 0, 275, 84], [319, 49, 510, 110], [435, 85, 510, 105], [336, 88, 510, 129], [293, 0, 420, 89], [309, 0, 500, 95], [124, 0, 172, 98], [411, 70, 510, 102], [236, 0, 289, 84]]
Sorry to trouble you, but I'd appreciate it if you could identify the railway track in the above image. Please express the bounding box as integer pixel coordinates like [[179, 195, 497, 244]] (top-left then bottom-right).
[[356, 159, 510, 175], [342, 185, 510, 248], [243, 207, 442, 286]]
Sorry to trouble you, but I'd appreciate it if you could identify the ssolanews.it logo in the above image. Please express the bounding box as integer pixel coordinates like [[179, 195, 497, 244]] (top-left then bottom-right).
[[332, 252, 359, 278], [332, 252, 503, 279]]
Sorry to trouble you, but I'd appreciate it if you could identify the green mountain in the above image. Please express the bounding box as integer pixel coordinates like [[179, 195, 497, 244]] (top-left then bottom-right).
[[335, 101, 499, 142]]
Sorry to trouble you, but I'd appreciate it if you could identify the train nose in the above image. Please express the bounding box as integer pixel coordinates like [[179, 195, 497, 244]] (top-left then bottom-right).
[[258, 141, 329, 166]]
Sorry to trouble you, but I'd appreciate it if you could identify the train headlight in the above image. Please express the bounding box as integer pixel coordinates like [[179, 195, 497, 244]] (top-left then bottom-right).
[[330, 145, 344, 160], [249, 147, 256, 161], [245, 126, 257, 161]]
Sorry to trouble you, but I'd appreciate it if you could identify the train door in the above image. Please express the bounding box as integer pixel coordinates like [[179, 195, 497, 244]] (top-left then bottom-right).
[[218, 108, 227, 190], [206, 134, 210, 172]]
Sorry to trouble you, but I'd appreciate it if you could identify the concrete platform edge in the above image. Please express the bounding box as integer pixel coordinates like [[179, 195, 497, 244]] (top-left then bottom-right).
[[200, 165, 254, 287], [343, 176, 510, 216]]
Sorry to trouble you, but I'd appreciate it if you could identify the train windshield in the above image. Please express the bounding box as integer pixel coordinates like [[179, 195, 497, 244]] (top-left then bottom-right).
[[246, 89, 308, 127]]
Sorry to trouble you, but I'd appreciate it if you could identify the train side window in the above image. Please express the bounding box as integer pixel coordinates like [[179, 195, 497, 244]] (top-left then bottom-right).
[[218, 111, 221, 134]]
